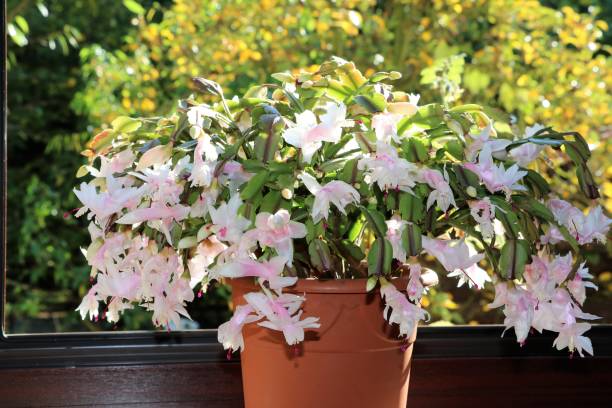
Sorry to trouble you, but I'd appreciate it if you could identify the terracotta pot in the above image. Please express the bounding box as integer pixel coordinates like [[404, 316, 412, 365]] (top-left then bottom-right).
[[231, 277, 416, 408]]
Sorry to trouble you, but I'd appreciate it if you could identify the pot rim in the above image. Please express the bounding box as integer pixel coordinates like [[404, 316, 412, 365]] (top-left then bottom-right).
[[230, 276, 408, 294]]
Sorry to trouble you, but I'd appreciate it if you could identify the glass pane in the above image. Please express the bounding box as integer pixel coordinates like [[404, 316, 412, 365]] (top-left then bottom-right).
[[5, 1, 610, 335]]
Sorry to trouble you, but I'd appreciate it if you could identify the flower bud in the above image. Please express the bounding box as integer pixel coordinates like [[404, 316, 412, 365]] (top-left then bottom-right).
[[281, 188, 293, 200], [467, 186, 477, 197]]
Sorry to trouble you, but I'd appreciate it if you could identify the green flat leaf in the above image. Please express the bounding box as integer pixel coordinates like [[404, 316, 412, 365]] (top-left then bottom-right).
[[354, 93, 387, 113], [367, 238, 393, 276], [399, 193, 424, 223], [240, 171, 268, 201], [499, 239, 529, 280], [402, 138, 429, 163], [123, 0, 146, 15], [361, 207, 387, 238], [402, 223, 422, 257], [308, 239, 333, 272], [111, 116, 142, 133]]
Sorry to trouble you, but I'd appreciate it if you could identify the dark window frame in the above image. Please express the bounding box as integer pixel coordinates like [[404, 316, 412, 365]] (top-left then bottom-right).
[[1, 4, 610, 370]]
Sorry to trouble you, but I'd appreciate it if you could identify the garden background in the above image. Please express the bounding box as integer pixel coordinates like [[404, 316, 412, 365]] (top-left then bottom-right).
[[6, 0, 611, 333]]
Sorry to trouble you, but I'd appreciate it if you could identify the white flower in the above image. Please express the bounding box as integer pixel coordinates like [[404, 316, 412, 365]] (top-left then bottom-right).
[[218, 304, 261, 352], [464, 144, 527, 197], [418, 168, 456, 212], [468, 198, 496, 240], [508, 124, 546, 167], [282, 102, 351, 163], [74, 177, 145, 223], [372, 112, 404, 143], [250, 210, 307, 266], [358, 141, 419, 192], [189, 134, 219, 188], [380, 280, 428, 338], [553, 322, 594, 357], [245, 291, 320, 346], [214, 256, 297, 290], [385, 215, 408, 262], [422, 237, 489, 289], [299, 172, 360, 223], [187, 236, 227, 288], [209, 195, 251, 244], [76, 288, 99, 320], [567, 262, 598, 306]]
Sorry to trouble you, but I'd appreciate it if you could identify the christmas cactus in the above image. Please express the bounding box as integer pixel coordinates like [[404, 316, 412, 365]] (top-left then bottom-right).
[[74, 57, 609, 357]]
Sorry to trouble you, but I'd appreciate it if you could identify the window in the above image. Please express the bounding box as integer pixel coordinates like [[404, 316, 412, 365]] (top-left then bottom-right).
[[1, 2, 610, 370]]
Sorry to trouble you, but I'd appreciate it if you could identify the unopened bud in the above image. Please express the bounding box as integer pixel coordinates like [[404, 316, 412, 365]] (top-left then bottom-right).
[[281, 188, 293, 200], [466, 186, 477, 198], [301, 80, 314, 89]]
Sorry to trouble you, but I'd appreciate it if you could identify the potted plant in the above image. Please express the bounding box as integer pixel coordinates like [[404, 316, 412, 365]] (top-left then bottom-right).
[[73, 58, 609, 407]]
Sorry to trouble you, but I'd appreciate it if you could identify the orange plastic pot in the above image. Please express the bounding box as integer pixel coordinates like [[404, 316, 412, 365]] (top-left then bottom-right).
[[231, 277, 417, 408]]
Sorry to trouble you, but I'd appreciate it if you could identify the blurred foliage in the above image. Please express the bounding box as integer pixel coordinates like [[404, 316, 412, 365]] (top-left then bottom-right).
[[6, 0, 611, 332]]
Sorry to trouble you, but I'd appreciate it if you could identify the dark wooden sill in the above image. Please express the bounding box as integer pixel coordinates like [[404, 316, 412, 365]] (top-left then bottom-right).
[[0, 357, 610, 407]]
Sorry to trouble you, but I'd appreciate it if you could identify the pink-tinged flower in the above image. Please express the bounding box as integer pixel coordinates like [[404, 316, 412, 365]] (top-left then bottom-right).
[[464, 145, 527, 197], [189, 134, 219, 188], [385, 216, 408, 262], [524, 254, 573, 301], [131, 156, 189, 206], [500, 286, 536, 343], [380, 280, 428, 338], [245, 291, 320, 346], [88, 149, 136, 178], [531, 288, 599, 334], [406, 263, 424, 302], [447, 263, 490, 290], [76, 288, 99, 320], [85, 232, 129, 274], [74, 177, 144, 222], [106, 297, 133, 323], [147, 267, 194, 329], [187, 105, 217, 130], [245, 291, 305, 317], [489, 282, 509, 309], [218, 304, 261, 352], [251, 210, 307, 266], [541, 200, 611, 245], [189, 189, 219, 218], [95, 269, 142, 300], [220, 161, 253, 193], [418, 168, 456, 212], [553, 322, 594, 357], [372, 112, 404, 143], [187, 236, 227, 288], [209, 195, 252, 244], [508, 124, 546, 167], [422, 237, 489, 289], [358, 141, 419, 192], [567, 262, 598, 306], [577, 206, 611, 245], [299, 172, 360, 223], [469, 198, 496, 240], [465, 122, 510, 162], [282, 102, 351, 163], [116, 204, 191, 225], [215, 256, 297, 290]]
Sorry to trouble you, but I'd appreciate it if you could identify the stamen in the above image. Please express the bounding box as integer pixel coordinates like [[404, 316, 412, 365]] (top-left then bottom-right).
[[227, 349, 233, 360]]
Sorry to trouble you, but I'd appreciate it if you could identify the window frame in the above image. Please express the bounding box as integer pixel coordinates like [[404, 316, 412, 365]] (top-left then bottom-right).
[[1, 4, 610, 370]]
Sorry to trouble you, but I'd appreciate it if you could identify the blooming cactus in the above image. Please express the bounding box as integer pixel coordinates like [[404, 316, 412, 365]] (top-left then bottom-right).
[[74, 57, 608, 357]]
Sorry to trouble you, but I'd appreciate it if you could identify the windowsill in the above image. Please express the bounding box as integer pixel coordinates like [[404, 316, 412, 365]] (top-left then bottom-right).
[[1, 325, 611, 369]]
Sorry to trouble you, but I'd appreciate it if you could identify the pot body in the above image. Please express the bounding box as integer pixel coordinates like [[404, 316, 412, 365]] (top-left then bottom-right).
[[231, 278, 416, 408]]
